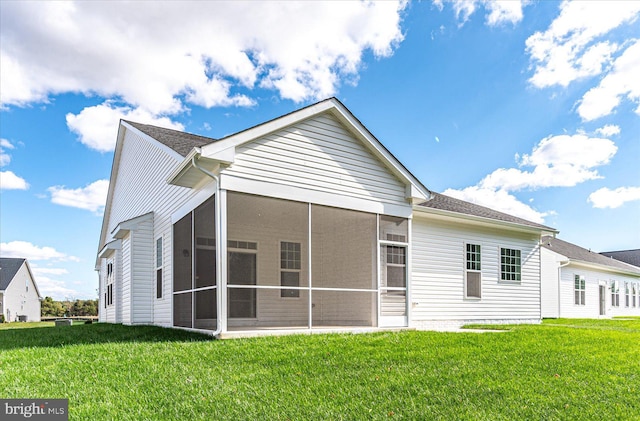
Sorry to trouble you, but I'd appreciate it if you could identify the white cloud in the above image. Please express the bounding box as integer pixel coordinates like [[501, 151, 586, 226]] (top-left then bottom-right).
[[0, 138, 15, 166], [48, 179, 109, 213], [443, 0, 524, 26], [0, 1, 406, 111], [577, 40, 640, 121], [526, 1, 640, 89], [484, 1, 524, 26], [0, 241, 79, 262], [588, 186, 640, 209], [31, 267, 69, 276], [33, 275, 82, 300], [66, 102, 185, 152], [443, 132, 618, 224], [0, 170, 29, 190], [480, 134, 617, 191], [594, 124, 621, 137], [443, 186, 548, 223]]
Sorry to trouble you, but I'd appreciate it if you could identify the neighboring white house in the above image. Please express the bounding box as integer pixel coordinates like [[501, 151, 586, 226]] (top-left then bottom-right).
[[0, 258, 42, 322], [96, 98, 557, 337], [541, 236, 640, 319]]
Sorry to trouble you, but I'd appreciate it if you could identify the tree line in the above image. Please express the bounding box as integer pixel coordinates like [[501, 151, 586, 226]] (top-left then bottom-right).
[[41, 297, 98, 317]]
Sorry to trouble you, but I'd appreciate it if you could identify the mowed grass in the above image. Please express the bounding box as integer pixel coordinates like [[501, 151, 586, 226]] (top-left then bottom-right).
[[1, 319, 638, 420]]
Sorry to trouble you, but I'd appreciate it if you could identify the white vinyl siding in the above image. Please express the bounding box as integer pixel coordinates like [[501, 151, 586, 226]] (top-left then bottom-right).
[[540, 248, 562, 318], [411, 216, 541, 322], [131, 218, 154, 324], [221, 114, 409, 216], [103, 128, 212, 327]]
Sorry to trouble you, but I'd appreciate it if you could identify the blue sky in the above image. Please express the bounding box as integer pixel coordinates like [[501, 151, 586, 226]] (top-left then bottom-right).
[[1, 1, 639, 300]]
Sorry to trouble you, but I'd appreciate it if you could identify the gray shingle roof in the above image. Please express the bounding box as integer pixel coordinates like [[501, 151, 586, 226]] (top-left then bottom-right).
[[542, 236, 640, 275], [0, 258, 26, 291], [125, 121, 215, 157], [599, 249, 640, 268], [417, 193, 556, 231]]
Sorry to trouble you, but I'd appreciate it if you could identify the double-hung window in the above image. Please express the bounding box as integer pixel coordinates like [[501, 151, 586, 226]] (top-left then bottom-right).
[[465, 243, 481, 299], [280, 241, 301, 298], [574, 275, 585, 305], [611, 281, 620, 307], [625, 282, 630, 307], [500, 248, 521, 282], [106, 262, 114, 307], [633, 283, 637, 308], [156, 237, 163, 299]]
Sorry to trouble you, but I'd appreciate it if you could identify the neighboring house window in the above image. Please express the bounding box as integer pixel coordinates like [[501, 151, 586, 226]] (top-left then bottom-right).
[[611, 281, 619, 307], [156, 237, 163, 299], [465, 243, 481, 299], [625, 282, 630, 307], [500, 248, 521, 282], [281, 241, 301, 298], [633, 283, 637, 308], [574, 275, 585, 305]]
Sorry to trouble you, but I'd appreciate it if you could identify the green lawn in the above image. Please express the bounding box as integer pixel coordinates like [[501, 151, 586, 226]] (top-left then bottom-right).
[[1, 319, 638, 420]]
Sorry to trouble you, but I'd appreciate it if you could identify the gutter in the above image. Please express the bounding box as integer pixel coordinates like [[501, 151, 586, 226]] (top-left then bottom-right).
[[191, 154, 223, 338]]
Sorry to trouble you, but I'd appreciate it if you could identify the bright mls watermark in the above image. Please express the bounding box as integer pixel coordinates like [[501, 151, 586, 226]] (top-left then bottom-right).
[[1, 400, 68, 420]]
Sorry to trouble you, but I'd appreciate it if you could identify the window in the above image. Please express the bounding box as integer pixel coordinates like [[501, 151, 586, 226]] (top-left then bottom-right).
[[574, 275, 585, 305], [280, 242, 301, 298], [465, 243, 481, 299], [625, 282, 630, 307], [611, 281, 619, 307], [633, 284, 637, 308], [500, 248, 521, 282], [156, 237, 163, 299], [106, 262, 114, 306], [384, 245, 406, 288]]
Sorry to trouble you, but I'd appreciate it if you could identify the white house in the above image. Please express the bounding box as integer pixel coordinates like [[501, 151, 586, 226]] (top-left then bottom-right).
[[541, 236, 640, 318], [96, 98, 557, 337], [0, 258, 42, 322]]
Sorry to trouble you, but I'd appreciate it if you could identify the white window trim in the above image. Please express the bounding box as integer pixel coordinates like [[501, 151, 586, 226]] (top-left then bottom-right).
[[499, 247, 522, 283], [280, 240, 302, 300], [464, 242, 482, 300], [574, 274, 586, 306], [156, 236, 164, 300]]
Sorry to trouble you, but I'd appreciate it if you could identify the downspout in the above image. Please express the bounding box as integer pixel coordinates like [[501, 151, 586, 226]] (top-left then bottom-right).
[[191, 155, 223, 338], [557, 261, 571, 318]]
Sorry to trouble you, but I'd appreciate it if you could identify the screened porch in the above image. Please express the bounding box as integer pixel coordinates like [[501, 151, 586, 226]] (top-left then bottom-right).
[[172, 191, 408, 333]]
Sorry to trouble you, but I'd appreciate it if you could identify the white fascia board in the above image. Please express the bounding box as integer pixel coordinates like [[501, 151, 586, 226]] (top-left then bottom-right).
[[111, 212, 154, 239], [166, 148, 226, 188], [413, 205, 555, 236], [565, 260, 640, 278], [166, 148, 200, 185], [98, 239, 122, 259]]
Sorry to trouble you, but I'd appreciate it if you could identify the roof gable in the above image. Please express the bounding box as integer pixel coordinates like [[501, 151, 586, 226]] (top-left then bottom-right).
[[0, 257, 25, 290], [168, 97, 431, 203], [542, 236, 640, 275]]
